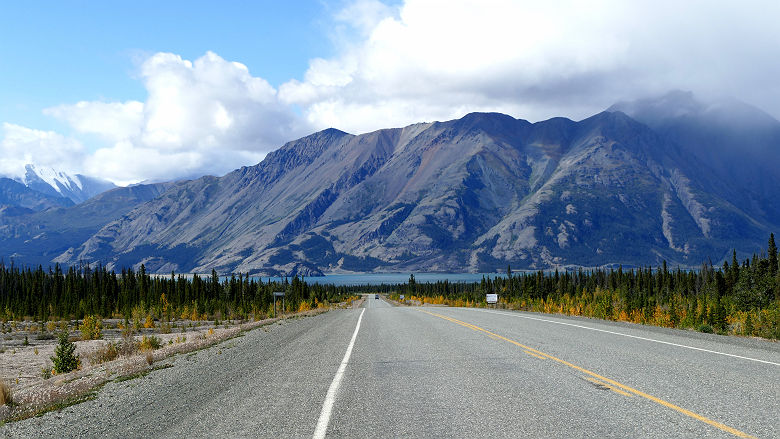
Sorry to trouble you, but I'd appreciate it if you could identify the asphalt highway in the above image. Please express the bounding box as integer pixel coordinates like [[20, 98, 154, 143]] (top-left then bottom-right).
[[3, 296, 778, 438]]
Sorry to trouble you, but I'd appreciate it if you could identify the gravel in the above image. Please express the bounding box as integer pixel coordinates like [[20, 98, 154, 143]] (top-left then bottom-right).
[[1, 309, 360, 439]]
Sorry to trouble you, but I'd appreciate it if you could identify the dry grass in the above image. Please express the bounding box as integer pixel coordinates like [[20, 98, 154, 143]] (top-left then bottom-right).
[[86, 342, 118, 366], [1, 380, 12, 406], [117, 333, 139, 357], [0, 308, 329, 422]]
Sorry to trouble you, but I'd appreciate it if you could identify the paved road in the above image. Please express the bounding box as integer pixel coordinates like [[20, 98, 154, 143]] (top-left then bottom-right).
[[3, 296, 778, 438]]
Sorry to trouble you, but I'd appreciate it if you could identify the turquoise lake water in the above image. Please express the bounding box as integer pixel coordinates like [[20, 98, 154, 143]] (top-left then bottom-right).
[[253, 272, 509, 286]]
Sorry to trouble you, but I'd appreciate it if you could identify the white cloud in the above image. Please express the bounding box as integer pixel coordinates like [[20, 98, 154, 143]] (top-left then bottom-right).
[[334, 0, 396, 37], [43, 101, 143, 142], [44, 51, 308, 185], [281, 0, 780, 134], [82, 140, 263, 186], [0, 123, 86, 179], [5, 1, 780, 186], [138, 52, 292, 150]]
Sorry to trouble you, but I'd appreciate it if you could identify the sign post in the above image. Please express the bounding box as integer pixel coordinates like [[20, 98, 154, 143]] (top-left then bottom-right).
[[273, 291, 285, 317], [486, 293, 498, 306]]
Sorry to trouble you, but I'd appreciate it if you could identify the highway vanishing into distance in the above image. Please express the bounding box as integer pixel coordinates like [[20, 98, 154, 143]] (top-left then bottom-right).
[[3, 296, 778, 438]]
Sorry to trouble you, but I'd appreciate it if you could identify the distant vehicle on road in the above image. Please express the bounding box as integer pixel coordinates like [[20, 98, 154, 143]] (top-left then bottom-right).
[[375, 294, 379, 299]]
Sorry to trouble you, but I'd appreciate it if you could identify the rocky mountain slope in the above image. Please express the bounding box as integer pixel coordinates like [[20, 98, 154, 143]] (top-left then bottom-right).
[[0, 182, 177, 265], [0, 177, 74, 213], [610, 91, 780, 226], [52, 94, 778, 275]]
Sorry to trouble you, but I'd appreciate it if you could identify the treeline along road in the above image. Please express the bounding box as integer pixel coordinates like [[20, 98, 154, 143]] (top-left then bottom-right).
[[2, 234, 779, 339]]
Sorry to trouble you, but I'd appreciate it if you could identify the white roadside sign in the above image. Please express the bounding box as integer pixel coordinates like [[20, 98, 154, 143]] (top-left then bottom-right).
[[486, 293, 498, 304]]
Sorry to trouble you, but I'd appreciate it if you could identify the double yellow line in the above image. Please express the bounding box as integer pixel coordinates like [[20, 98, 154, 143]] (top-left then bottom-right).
[[420, 309, 756, 439]]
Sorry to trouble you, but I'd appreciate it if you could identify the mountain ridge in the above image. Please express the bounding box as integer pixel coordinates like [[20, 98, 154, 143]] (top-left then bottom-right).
[[3, 92, 777, 275], [0, 182, 178, 265], [18, 164, 116, 204]]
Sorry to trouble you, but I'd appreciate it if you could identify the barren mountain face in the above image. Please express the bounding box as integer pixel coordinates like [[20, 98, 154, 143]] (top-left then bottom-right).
[[42, 95, 778, 275]]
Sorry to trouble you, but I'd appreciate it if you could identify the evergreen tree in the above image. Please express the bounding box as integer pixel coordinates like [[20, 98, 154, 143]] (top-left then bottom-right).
[[211, 269, 220, 298], [407, 273, 416, 294], [731, 250, 740, 280], [51, 332, 79, 373], [768, 233, 778, 277]]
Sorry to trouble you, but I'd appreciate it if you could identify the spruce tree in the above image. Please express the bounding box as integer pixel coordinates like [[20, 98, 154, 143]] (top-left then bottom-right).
[[51, 332, 79, 373], [731, 249, 740, 280], [769, 233, 778, 277]]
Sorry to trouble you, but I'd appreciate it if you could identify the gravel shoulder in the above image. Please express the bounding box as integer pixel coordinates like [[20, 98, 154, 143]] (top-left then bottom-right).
[[1, 308, 366, 438]]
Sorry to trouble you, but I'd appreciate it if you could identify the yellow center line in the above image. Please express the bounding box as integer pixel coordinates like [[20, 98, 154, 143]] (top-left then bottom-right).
[[586, 377, 634, 398], [523, 350, 547, 360], [419, 309, 756, 439]]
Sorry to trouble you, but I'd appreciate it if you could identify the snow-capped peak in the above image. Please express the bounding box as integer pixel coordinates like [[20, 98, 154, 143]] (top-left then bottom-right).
[[24, 164, 83, 194], [14, 164, 116, 204]]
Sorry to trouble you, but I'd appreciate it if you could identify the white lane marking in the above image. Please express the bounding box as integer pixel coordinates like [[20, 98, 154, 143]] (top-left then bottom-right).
[[313, 309, 366, 439], [464, 308, 780, 366]]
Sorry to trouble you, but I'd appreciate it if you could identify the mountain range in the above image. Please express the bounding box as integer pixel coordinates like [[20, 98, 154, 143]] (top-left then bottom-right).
[[0, 164, 116, 213], [1, 92, 778, 275], [0, 182, 175, 264]]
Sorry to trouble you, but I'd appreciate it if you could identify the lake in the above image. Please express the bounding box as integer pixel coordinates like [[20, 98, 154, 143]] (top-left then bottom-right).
[[257, 272, 509, 286]]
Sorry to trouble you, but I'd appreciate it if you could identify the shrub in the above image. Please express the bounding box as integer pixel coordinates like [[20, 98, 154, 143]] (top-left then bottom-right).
[[145, 352, 154, 365], [23, 335, 29, 346], [298, 301, 312, 312], [0, 380, 12, 406], [51, 332, 79, 374], [41, 367, 52, 380], [118, 333, 138, 357], [697, 324, 714, 334], [143, 315, 155, 329], [139, 335, 161, 351], [88, 342, 118, 365], [80, 315, 103, 340]]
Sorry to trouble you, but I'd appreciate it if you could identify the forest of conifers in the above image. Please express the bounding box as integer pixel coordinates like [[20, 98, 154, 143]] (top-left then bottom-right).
[[1, 234, 778, 339], [0, 264, 352, 323], [384, 234, 779, 339]]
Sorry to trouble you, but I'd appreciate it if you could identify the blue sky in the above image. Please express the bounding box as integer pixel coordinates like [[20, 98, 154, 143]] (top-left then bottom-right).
[[1, 1, 778, 185], [0, 0, 339, 132]]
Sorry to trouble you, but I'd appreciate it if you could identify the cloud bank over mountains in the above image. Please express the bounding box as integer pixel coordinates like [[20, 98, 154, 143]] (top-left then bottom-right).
[[0, 123, 86, 180], [2, 0, 779, 185], [38, 52, 304, 185]]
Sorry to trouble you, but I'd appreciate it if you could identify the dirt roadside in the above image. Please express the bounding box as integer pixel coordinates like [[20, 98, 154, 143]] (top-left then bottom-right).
[[0, 308, 331, 423]]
